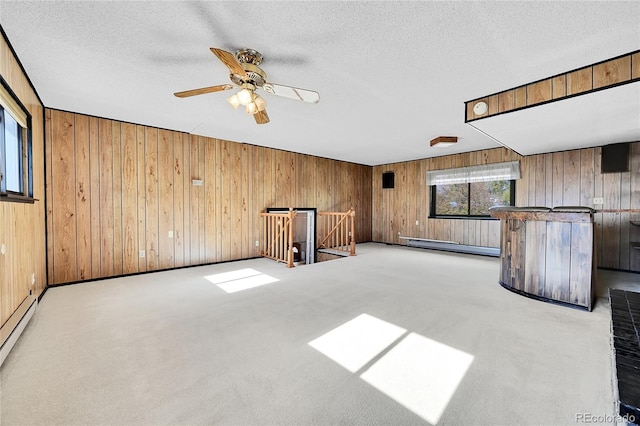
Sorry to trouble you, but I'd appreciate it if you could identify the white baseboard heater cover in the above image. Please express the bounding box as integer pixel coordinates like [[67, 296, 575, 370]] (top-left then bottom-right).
[[404, 237, 500, 257], [0, 297, 37, 367]]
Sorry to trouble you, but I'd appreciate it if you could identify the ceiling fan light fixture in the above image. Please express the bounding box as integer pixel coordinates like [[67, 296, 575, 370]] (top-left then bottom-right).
[[237, 88, 253, 106], [227, 94, 240, 109], [246, 102, 258, 115], [430, 136, 458, 148], [254, 95, 266, 112]]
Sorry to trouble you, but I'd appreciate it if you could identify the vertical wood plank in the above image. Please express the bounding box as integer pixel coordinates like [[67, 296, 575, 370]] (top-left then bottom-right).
[[241, 144, 251, 258], [99, 118, 114, 277], [230, 141, 243, 260], [189, 134, 200, 263], [566, 67, 593, 95], [593, 147, 604, 266], [181, 133, 191, 266], [157, 129, 174, 269], [136, 125, 147, 272], [44, 109, 54, 283], [121, 122, 138, 275], [112, 121, 123, 275], [173, 132, 185, 267], [579, 148, 595, 207], [51, 110, 77, 283], [603, 172, 621, 268], [198, 136, 206, 263], [219, 139, 231, 261], [544, 222, 571, 301], [569, 222, 593, 307], [562, 150, 580, 206], [75, 114, 92, 281], [204, 137, 217, 263], [145, 127, 159, 271], [552, 152, 564, 207], [593, 56, 631, 89]]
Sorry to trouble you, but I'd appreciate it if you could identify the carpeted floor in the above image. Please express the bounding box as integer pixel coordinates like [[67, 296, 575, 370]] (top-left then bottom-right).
[[1, 243, 636, 425]]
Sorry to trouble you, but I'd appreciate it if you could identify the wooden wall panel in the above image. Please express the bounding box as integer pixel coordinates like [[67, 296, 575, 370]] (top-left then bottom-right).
[[112, 121, 123, 276], [136, 125, 147, 273], [145, 127, 159, 271], [157, 129, 174, 270], [372, 144, 640, 271], [121, 123, 138, 275], [0, 31, 46, 327], [99, 119, 114, 276], [75, 115, 91, 280], [51, 111, 77, 283], [173, 132, 185, 267], [45, 110, 372, 284]]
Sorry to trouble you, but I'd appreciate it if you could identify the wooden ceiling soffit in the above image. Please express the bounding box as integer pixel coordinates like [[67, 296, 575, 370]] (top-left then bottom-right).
[[465, 50, 640, 123]]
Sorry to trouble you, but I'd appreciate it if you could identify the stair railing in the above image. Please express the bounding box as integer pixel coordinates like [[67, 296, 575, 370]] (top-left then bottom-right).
[[317, 208, 356, 256], [260, 208, 297, 268]]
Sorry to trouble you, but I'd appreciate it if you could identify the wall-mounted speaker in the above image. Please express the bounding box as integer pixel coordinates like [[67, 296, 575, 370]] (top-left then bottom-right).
[[382, 172, 395, 189], [601, 143, 630, 173]]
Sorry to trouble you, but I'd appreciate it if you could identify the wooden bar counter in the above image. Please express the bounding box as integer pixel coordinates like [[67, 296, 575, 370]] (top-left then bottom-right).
[[489, 206, 596, 311]]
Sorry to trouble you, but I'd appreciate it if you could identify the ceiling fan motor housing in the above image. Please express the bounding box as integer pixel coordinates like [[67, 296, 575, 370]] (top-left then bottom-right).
[[230, 62, 267, 89]]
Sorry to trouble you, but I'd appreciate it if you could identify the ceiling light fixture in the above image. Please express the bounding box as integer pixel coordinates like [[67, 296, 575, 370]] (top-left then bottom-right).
[[473, 101, 488, 115], [430, 136, 458, 148], [227, 88, 267, 115]]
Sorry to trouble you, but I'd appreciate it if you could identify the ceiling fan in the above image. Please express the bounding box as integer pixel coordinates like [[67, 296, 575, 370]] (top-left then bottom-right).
[[174, 48, 320, 125]]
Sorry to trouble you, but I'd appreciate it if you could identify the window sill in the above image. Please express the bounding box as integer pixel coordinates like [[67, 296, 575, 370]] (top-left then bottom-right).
[[0, 194, 36, 204]]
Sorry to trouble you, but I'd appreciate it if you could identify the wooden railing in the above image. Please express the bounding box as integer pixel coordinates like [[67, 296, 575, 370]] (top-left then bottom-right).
[[318, 208, 356, 256], [260, 208, 297, 268]]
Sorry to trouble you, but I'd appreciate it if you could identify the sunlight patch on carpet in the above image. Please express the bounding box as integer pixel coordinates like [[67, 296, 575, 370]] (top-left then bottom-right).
[[308, 314, 406, 372], [309, 314, 474, 423], [360, 332, 474, 424], [204, 268, 279, 293]]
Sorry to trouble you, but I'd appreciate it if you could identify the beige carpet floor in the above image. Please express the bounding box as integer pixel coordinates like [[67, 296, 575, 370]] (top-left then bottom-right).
[[1, 243, 637, 425]]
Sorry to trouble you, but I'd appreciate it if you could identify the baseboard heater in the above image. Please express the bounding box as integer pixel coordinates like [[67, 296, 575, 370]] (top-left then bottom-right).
[[401, 237, 500, 257], [0, 296, 37, 367]]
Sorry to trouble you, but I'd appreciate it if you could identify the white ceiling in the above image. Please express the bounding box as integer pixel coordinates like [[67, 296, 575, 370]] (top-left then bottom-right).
[[1, 1, 638, 166]]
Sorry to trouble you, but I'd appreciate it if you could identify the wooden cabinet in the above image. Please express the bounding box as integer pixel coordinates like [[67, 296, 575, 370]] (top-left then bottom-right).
[[491, 207, 595, 310]]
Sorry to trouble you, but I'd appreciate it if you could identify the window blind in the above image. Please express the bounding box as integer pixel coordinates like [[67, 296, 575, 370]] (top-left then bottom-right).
[[426, 161, 520, 185], [0, 83, 28, 128]]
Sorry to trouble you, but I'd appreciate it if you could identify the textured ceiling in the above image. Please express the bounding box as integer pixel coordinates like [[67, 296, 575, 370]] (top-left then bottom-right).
[[1, 1, 639, 165]]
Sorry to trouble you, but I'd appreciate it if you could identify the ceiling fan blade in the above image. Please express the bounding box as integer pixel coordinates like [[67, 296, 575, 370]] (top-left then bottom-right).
[[254, 109, 270, 125], [210, 47, 248, 78], [262, 83, 320, 103], [174, 84, 234, 98]]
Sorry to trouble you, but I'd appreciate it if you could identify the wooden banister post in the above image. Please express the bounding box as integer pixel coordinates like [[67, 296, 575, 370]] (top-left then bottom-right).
[[287, 207, 295, 267], [350, 208, 356, 255]]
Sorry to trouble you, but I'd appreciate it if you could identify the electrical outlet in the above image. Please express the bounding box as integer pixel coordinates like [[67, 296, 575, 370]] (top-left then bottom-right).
[[593, 197, 604, 205], [31, 273, 35, 285], [0, 243, 5, 255], [255, 240, 259, 247], [415, 220, 419, 226], [168, 230, 173, 238], [192, 179, 203, 186], [139, 250, 146, 258]]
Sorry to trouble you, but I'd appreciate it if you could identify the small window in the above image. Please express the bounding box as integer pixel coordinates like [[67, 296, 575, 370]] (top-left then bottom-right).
[[0, 77, 32, 201]]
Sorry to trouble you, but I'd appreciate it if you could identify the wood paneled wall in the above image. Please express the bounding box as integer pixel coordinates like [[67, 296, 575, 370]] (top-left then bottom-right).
[[372, 144, 640, 272], [466, 50, 640, 121], [0, 32, 46, 327], [372, 148, 520, 249], [45, 109, 372, 285]]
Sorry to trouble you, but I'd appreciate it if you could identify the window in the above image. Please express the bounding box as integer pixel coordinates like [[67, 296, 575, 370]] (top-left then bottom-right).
[[430, 180, 515, 217], [0, 77, 32, 201], [427, 161, 519, 218]]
